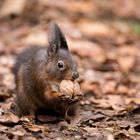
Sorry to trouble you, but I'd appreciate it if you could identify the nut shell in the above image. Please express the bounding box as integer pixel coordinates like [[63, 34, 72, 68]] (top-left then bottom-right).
[[59, 80, 80, 95], [73, 81, 80, 93]]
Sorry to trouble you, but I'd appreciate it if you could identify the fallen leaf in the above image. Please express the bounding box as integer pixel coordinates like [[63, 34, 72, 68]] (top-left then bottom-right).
[[116, 85, 129, 94], [3, 74, 15, 89], [78, 20, 113, 36], [1, 97, 14, 111], [117, 46, 138, 72], [0, 0, 26, 17], [107, 95, 126, 111], [125, 98, 140, 105], [117, 120, 130, 130], [0, 87, 12, 101], [0, 112, 19, 124], [118, 56, 135, 72], [90, 98, 111, 109], [83, 126, 102, 138], [22, 120, 45, 133], [37, 114, 60, 123], [69, 40, 106, 63], [22, 31, 47, 46], [9, 125, 26, 136], [102, 81, 116, 94], [79, 111, 94, 123]]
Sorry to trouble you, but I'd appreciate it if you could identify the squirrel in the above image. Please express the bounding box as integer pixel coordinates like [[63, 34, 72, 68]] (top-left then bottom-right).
[[14, 23, 83, 121]]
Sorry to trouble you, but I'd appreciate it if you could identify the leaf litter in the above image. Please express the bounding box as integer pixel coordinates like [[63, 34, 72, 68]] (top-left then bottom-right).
[[0, 0, 140, 139]]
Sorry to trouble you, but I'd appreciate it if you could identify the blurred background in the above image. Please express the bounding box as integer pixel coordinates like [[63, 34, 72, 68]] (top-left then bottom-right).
[[0, 0, 140, 139], [0, 0, 140, 91]]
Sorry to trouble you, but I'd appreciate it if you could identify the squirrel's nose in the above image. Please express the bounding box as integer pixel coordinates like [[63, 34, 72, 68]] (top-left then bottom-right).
[[72, 72, 79, 80]]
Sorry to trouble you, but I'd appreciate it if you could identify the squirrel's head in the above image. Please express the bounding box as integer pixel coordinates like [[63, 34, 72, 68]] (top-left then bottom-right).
[[46, 23, 79, 82]]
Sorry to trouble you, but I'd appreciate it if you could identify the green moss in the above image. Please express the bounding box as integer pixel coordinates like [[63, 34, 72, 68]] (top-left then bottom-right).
[[129, 21, 140, 36]]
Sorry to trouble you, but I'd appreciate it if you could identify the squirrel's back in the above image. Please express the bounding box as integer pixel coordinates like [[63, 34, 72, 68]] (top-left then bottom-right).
[[14, 47, 41, 75]]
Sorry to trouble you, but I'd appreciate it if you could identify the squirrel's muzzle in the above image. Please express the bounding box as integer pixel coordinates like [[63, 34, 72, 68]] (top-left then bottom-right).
[[72, 71, 79, 80]]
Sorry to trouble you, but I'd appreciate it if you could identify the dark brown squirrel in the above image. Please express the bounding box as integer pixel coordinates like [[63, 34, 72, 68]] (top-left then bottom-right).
[[14, 23, 83, 119]]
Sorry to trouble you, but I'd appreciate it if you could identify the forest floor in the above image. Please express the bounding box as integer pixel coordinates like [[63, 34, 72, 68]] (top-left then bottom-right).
[[0, 0, 140, 140]]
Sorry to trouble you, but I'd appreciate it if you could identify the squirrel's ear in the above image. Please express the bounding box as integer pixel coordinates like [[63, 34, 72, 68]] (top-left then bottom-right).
[[47, 44, 58, 57], [48, 22, 68, 51]]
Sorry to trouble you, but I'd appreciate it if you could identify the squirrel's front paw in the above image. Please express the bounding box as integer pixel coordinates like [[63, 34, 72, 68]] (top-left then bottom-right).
[[59, 93, 73, 103], [72, 92, 83, 102], [59, 92, 83, 104]]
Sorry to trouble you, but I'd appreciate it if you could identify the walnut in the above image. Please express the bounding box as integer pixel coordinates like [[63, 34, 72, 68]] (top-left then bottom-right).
[[59, 80, 80, 96]]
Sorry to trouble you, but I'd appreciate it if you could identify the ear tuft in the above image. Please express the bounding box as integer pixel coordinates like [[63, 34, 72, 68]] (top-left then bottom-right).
[[48, 22, 69, 50]]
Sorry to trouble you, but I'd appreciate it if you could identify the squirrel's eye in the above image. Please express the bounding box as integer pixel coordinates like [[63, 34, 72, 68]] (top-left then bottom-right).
[[57, 60, 65, 70]]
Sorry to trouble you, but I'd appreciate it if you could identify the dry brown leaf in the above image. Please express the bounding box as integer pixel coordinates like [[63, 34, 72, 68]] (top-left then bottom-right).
[[117, 120, 130, 130], [113, 0, 140, 18], [0, 0, 27, 17], [0, 88, 12, 100], [80, 81, 102, 95], [116, 85, 129, 94], [78, 20, 113, 37], [102, 81, 116, 94], [22, 121, 45, 133], [107, 95, 126, 111], [69, 40, 106, 63], [125, 98, 140, 105], [83, 126, 101, 137], [0, 66, 10, 75], [3, 74, 15, 89], [1, 97, 14, 111], [0, 55, 15, 68], [22, 31, 47, 46], [95, 109, 117, 117], [40, 0, 95, 14], [117, 46, 138, 72], [118, 56, 135, 72], [20, 115, 47, 133], [10, 125, 26, 136], [82, 70, 104, 83], [37, 115, 59, 123], [79, 111, 93, 123], [102, 129, 114, 140], [0, 112, 19, 124], [90, 98, 111, 109]]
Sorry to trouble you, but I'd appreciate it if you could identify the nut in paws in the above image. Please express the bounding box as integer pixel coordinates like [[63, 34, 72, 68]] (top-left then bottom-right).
[[59, 80, 83, 103]]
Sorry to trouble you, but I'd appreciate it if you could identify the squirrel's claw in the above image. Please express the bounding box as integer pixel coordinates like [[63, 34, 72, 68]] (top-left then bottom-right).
[[72, 92, 83, 102], [59, 92, 83, 104], [59, 94, 72, 103]]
